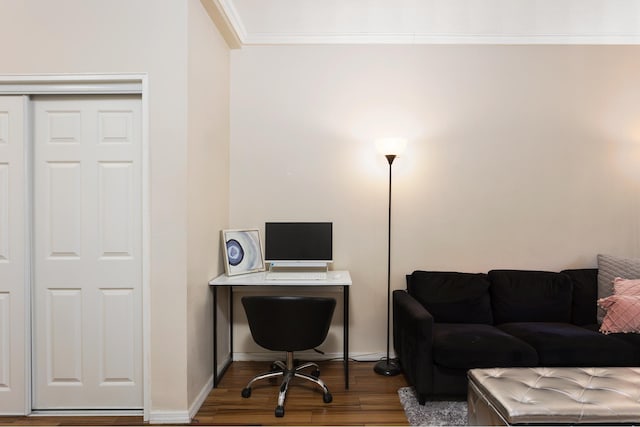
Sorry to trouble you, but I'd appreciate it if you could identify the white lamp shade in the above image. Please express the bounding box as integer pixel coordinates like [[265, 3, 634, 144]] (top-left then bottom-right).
[[375, 137, 407, 156]]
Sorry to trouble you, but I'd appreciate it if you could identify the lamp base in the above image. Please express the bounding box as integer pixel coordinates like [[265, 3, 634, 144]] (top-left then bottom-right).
[[374, 359, 401, 376]]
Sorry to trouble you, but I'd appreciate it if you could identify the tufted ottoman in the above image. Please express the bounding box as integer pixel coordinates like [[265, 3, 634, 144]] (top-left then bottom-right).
[[467, 367, 640, 425]]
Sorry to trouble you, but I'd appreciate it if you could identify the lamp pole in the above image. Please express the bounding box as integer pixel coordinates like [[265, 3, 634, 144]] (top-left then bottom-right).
[[374, 153, 401, 376]]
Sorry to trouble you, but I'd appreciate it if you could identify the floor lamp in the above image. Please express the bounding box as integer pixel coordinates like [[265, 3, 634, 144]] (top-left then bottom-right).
[[374, 137, 406, 376]]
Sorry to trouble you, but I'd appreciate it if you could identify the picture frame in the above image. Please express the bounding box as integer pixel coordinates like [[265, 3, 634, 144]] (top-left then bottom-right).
[[221, 229, 265, 276]]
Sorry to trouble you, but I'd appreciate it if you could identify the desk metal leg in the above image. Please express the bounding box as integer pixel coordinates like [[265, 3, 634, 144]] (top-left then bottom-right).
[[213, 286, 233, 388], [229, 286, 234, 363], [213, 286, 218, 387], [344, 285, 349, 389]]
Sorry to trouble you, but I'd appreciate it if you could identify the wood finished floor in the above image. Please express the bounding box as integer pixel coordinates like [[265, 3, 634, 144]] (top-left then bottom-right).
[[0, 361, 410, 426]]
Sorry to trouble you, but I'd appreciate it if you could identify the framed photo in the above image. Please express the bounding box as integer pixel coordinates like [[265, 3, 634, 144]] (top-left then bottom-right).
[[221, 229, 265, 276]]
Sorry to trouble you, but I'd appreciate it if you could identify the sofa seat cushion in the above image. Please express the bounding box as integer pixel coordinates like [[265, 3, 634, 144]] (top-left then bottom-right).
[[605, 332, 640, 364], [433, 323, 538, 369], [549, 323, 640, 366], [489, 270, 573, 324], [407, 271, 493, 323], [497, 322, 638, 366]]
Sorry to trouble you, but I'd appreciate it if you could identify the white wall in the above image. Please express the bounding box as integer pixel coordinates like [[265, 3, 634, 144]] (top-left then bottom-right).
[[186, 0, 230, 410], [230, 44, 640, 356], [1, 0, 230, 418]]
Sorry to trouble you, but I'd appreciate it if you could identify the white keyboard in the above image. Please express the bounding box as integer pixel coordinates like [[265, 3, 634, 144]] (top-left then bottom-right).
[[266, 271, 328, 280]]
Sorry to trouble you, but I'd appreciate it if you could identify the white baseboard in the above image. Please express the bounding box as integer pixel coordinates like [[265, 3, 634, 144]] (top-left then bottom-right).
[[188, 374, 213, 421], [148, 410, 191, 424], [30, 410, 143, 417], [149, 374, 214, 425]]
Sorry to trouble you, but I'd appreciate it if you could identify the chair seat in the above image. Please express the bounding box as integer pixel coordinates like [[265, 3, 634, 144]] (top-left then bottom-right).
[[241, 296, 336, 417]]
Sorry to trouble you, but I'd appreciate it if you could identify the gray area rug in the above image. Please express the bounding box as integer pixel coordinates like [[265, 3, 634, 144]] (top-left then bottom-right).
[[398, 387, 468, 426]]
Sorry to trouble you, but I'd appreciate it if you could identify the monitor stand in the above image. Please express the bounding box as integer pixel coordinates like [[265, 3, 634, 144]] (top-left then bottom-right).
[[266, 262, 329, 280]]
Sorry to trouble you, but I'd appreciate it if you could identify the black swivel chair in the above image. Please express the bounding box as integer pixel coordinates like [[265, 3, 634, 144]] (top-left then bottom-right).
[[241, 296, 336, 417]]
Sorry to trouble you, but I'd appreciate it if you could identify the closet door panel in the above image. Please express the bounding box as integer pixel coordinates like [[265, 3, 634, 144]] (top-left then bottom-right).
[[0, 96, 27, 414], [32, 96, 142, 410]]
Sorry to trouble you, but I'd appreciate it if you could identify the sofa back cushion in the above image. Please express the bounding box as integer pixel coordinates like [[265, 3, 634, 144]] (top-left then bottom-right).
[[561, 268, 598, 326], [406, 270, 493, 324], [488, 270, 573, 324]]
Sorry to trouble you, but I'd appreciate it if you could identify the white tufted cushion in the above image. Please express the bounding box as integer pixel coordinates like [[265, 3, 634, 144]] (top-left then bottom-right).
[[468, 367, 640, 424]]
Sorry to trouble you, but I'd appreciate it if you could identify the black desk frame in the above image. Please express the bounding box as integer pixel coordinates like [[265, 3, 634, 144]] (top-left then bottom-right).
[[211, 280, 350, 389]]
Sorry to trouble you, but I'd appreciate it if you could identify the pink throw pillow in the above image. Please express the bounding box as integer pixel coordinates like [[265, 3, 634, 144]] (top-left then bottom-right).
[[613, 277, 640, 297], [598, 294, 640, 334]]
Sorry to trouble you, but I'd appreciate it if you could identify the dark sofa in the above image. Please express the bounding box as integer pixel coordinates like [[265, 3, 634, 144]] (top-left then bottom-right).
[[393, 269, 640, 404]]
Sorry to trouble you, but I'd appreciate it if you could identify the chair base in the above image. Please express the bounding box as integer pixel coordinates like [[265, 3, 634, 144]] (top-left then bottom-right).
[[241, 352, 332, 417]]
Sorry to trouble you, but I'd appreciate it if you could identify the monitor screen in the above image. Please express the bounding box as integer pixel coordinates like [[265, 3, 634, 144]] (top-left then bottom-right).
[[265, 222, 333, 262]]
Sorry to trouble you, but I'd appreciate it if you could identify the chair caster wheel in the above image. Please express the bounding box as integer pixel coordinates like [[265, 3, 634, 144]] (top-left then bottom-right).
[[241, 387, 251, 398], [323, 392, 333, 403], [311, 369, 320, 378], [275, 405, 285, 417]]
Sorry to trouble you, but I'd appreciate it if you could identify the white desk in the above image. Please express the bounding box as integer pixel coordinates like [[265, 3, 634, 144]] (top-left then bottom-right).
[[209, 270, 351, 388]]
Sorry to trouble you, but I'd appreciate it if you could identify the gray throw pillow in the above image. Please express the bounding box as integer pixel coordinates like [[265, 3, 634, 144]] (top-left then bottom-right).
[[597, 254, 640, 323]]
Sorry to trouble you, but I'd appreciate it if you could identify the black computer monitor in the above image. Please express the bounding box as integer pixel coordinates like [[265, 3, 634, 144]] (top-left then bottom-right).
[[264, 222, 333, 264]]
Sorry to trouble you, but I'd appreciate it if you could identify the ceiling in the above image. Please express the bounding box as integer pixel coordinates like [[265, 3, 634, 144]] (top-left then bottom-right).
[[213, 0, 640, 46]]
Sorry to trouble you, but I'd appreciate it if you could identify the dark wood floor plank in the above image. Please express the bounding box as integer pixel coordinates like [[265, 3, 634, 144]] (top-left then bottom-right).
[[0, 361, 409, 426]]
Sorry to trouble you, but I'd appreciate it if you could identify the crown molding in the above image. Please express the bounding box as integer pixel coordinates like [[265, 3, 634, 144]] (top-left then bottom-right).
[[240, 31, 640, 46], [210, 0, 640, 47], [200, 0, 245, 49]]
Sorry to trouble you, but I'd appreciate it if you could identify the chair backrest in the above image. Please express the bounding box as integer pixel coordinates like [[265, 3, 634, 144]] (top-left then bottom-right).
[[242, 296, 336, 352]]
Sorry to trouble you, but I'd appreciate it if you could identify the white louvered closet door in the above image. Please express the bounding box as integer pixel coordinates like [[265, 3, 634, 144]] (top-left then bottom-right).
[[32, 96, 142, 409], [0, 96, 27, 414]]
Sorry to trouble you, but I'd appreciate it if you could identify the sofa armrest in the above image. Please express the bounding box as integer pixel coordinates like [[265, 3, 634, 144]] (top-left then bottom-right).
[[393, 290, 434, 401], [393, 290, 433, 342]]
